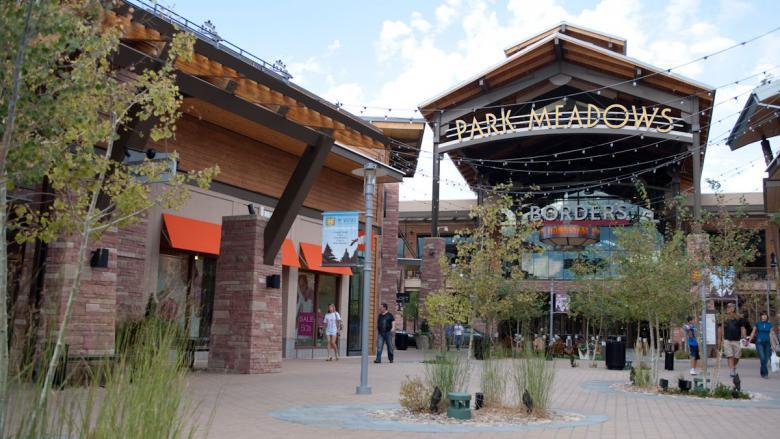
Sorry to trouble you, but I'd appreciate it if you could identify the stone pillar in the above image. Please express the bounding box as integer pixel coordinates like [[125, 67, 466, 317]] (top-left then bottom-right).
[[420, 237, 445, 302], [208, 215, 282, 374], [379, 183, 400, 318], [41, 230, 118, 356], [116, 215, 148, 322]]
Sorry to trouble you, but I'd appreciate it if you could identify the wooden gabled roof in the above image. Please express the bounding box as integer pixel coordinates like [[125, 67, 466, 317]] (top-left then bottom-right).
[[106, 3, 389, 152], [419, 26, 715, 145], [504, 22, 627, 57]]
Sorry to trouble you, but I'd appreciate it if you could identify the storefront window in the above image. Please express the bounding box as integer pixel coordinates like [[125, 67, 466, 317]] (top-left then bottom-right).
[[295, 272, 316, 347], [295, 271, 340, 348], [156, 254, 189, 327]]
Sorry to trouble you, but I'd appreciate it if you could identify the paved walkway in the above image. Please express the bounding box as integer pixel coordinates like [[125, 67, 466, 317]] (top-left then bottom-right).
[[187, 350, 780, 438]]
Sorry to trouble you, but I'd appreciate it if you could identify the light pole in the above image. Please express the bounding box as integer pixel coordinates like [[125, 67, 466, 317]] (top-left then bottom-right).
[[549, 278, 555, 346], [353, 163, 378, 395]]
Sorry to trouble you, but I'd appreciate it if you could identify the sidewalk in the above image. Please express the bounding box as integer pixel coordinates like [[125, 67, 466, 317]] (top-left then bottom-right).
[[187, 349, 780, 438]]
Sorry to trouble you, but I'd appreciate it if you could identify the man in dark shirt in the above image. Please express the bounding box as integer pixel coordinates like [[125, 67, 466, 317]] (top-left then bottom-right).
[[719, 302, 748, 377], [374, 303, 395, 364]]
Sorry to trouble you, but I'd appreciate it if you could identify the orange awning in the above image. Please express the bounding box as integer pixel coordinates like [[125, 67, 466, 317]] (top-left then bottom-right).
[[299, 242, 353, 276], [282, 239, 301, 268], [162, 214, 221, 255]]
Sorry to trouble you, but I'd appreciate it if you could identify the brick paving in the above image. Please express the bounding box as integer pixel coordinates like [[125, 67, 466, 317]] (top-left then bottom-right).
[[187, 349, 780, 438]]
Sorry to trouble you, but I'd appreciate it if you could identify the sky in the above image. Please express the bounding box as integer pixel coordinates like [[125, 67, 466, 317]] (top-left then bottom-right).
[[155, 0, 780, 200]]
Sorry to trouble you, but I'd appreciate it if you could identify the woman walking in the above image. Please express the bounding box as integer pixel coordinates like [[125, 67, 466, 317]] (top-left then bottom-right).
[[748, 312, 776, 378], [323, 304, 342, 361]]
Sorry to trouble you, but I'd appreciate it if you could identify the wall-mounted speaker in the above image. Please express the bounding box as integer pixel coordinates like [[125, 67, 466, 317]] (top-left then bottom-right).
[[266, 274, 281, 289]]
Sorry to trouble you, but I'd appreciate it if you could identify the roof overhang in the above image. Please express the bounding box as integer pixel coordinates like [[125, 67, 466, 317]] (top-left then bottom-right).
[[727, 80, 780, 150]]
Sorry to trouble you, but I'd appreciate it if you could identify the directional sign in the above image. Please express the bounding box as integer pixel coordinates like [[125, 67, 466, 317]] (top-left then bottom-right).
[[396, 292, 410, 303]]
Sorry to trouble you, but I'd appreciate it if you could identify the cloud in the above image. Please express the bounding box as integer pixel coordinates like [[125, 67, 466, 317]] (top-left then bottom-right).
[[376, 20, 414, 62], [322, 81, 364, 107], [287, 57, 321, 85], [327, 39, 341, 54], [411, 11, 432, 33]]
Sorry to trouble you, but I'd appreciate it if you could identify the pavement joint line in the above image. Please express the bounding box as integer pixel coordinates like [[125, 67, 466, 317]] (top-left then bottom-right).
[[266, 403, 609, 433]]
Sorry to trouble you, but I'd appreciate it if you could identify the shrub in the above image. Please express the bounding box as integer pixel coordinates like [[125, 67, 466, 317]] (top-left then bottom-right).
[[630, 363, 652, 388], [480, 352, 507, 407], [399, 376, 430, 413], [7, 317, 207, 438], [424, 352, 471, 412], [512, 351, 556, 417], [740, 348, 758, 358], [674, 350, 690, 360]]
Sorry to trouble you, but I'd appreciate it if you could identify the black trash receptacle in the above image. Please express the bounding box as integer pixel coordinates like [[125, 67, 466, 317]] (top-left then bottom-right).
[[395, 331, 408, 350], [473, 335, 487, 360], [664, 350, 674, 371], [605, 340, 626, 370]]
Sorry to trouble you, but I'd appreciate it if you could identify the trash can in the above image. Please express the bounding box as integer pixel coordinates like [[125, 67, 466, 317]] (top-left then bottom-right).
[[664, 350, 675, 371], [473, 335, 487, 360], [395, 331, 408, 350], [605, 340, 626, 370]]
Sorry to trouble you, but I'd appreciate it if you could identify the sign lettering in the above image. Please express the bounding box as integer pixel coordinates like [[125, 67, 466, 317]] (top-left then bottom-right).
[[451, 104, 675, 142]]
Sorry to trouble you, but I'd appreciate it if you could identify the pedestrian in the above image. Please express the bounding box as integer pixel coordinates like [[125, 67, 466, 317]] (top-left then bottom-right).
[[374, 303, 395, 364], [748, 311, 776, 378], [454, 321, 464, 351], [323, 303, 342, 361], [720, 302, 748, 378], [683, 316, 700, 375]]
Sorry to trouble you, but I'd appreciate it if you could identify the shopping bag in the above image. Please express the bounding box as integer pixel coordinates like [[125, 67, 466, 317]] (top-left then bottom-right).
[[771, 352, 780, 373]]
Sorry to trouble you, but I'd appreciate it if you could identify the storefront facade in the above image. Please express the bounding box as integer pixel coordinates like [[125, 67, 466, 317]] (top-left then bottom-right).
[[414, 23, 720, 344], [8, 1, 423, 373]]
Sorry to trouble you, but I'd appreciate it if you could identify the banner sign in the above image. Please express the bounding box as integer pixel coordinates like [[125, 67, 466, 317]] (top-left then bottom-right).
[[322, 211, 360, 266], [554, 293, 570, 313]]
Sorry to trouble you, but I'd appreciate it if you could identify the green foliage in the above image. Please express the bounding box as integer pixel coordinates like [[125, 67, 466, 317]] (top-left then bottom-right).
[[424, 353, 471, 412], [740, 348, 759, 358], [8, 317, 207, 438], [0, 1, 218, 433], [480, 353, 508, 408], [630, 364, 652, 388], [441, 185, 540, 355], [512, 351, 556, 416], [399, 375, 430, 413], [685, 383, 750, 400]]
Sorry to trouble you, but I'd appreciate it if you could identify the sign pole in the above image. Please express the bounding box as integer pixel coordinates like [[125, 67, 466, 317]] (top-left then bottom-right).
[[549, 278, 554, 346], [356, 163, 376, 395]]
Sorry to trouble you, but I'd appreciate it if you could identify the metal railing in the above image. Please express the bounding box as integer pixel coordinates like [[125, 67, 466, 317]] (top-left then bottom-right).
[[124, 0, 293, 80]]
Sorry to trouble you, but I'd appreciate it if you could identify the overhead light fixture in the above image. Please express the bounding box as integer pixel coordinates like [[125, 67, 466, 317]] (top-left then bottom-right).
[[248, 204, 256, 215]]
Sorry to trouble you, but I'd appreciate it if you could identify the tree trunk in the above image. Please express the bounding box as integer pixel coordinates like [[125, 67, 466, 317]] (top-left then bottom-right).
[[0, 1, 36, 431], [26, 113, 119, 433]]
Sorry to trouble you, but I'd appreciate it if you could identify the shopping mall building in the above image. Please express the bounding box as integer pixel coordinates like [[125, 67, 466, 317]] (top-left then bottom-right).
[[8, 1, 424, 373], [409, 23, 778, 344]]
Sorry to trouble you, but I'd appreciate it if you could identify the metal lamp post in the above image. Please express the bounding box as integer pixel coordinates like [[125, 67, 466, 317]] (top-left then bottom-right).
[[352, 162, 381, 395]]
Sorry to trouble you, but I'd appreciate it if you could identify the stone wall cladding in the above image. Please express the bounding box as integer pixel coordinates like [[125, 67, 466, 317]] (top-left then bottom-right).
[[420, 237, 445, 303], [208, 215, 282, 374], [41, 230, 118, 356], [379, 183, 401, 322], [116, 215, 148, 322]]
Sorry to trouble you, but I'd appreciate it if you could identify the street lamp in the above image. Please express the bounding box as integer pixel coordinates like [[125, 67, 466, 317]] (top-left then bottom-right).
[[352, 162, 390, 395]]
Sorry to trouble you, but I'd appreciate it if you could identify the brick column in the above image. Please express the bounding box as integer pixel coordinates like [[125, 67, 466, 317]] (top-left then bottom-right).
[[379, 183, 400, 317], [420, 237, 445, 302], [208, 215, 282, 374], [41, 230, 118, 356], [116, 215, 148, 322]]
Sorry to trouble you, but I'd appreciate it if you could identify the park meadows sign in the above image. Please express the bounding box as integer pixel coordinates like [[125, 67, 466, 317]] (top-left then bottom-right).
[[452, 103, 676, 142]]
